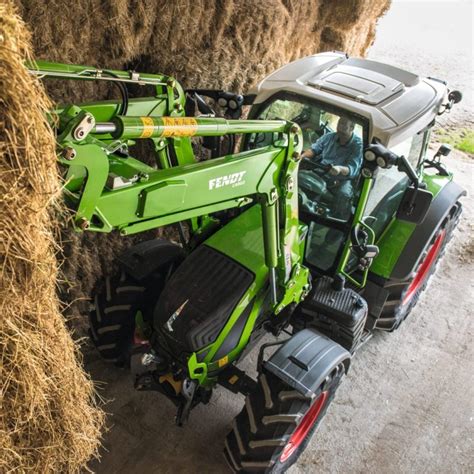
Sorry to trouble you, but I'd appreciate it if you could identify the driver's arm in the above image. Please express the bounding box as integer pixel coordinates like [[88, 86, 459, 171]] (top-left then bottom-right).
[[301, 149, 316, 159], [329, 136, 363, 177], [344, 136, 363, 178], [301, 134, 327, 159]]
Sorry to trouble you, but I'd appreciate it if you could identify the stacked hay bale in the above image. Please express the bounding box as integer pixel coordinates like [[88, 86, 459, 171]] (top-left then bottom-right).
[[0, 2, 104, 471], [17, 0, 391, 91]]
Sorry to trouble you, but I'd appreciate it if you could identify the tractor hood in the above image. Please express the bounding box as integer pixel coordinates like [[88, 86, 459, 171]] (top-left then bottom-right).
[[153, 245, 254, 357]]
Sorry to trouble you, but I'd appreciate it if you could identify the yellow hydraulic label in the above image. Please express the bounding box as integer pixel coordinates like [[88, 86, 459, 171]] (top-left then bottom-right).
[[218, 355, 229, 368], [140, 116, 155, 138], [162, 117, 198, 137]]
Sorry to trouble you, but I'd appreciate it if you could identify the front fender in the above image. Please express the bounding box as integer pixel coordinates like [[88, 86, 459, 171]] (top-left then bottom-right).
[[118, 239, 185, 281], [389, 180, 465, 281], [264, 329, 350, 398]]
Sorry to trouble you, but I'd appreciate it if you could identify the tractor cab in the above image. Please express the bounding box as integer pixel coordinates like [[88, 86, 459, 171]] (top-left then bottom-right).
[[247, 52, 454, 283]]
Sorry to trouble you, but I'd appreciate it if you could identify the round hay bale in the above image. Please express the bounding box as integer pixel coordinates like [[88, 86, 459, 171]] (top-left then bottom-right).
[[0, 2, 104, 472]]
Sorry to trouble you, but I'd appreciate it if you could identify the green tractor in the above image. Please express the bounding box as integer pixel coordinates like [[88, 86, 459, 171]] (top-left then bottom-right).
[[30, 51, 464, 472]]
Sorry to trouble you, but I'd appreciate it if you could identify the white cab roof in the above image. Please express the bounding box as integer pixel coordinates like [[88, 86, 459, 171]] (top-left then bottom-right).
[[251, 52, 448, 147]]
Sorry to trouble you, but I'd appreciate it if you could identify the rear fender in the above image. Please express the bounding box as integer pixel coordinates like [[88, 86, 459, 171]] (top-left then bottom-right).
[[370, 180, 465, 282], [118, 239, 185, 281], [264, 329, 350, 398], [389, 180, 465, 281]]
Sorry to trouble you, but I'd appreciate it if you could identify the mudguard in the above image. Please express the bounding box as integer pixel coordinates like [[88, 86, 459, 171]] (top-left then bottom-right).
[[118, 239, 185, 281], [365, 180, 465, 323], [369, 180, 466, 283], [264, 329, 351, 398], [390, 180, 465, 281]]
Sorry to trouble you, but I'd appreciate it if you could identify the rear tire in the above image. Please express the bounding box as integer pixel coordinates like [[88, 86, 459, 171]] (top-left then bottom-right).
[[224, 364, 345, 473], [376, 201, 462, 331]]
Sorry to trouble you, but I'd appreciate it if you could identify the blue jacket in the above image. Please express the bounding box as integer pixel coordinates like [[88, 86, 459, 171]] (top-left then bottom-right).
[[310, 132, 362, 179]]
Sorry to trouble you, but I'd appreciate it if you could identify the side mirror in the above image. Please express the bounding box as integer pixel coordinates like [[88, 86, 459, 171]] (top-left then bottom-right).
[[397, 186, 433, 224], [434, 143, 452, 159], [448, 90, 462, 104]]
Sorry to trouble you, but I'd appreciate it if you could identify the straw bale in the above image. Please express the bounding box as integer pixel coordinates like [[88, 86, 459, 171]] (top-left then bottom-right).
[[0, 2, 104, 471]]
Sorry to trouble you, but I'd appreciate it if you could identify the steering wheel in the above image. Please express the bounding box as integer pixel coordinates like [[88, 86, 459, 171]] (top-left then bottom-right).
[[298, 157, 333, 205], [297, 174, 333, 218], [300, 157, 332, 174], [298, 169, 327, 194], [298, 187, 316, 214]]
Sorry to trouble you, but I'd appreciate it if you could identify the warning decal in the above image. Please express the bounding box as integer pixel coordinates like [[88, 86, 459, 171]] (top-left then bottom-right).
[[218, 355, 229, 368], [140, 116, 155, 138], [162, 117, 198, 137]]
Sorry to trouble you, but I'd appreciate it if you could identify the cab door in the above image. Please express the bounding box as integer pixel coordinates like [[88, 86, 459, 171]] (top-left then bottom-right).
[[335, 130, 429, 287], [245, 92, 369, 278]]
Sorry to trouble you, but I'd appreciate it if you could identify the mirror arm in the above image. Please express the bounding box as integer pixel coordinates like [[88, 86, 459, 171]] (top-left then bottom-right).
[[397, 155, 424, 213], [423, 159, 449, 176], [397, 154, 420, 189], [397, 155, 426, 214]]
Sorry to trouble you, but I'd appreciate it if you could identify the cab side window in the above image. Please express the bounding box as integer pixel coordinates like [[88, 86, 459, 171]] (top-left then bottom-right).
[[393, 132, 425, 168]]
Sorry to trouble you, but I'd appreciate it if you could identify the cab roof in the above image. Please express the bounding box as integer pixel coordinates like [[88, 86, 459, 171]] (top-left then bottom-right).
[[251, 52, 448, 147]]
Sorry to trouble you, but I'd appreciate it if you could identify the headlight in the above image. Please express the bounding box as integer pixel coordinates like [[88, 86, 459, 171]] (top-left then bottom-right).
[[364, 150, 376, 161], [376, 156, 387, 168]]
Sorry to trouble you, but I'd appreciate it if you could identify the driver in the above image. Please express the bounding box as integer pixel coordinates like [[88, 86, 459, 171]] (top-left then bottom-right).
[[300, 117, 362, 218]]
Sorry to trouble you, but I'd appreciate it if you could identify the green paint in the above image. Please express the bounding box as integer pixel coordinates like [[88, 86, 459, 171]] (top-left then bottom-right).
[[206, 205, 268, 285], [337, 177, 374, 287], [32, 61, 311, 387]]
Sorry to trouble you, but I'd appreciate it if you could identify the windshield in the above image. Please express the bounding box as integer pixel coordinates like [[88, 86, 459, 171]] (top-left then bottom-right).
[[250, 95, 367, 272], [251, 96, 365, 221]]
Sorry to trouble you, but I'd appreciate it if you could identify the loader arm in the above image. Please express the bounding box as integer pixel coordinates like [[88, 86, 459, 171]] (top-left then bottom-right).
[[30, 61, 309, 314]]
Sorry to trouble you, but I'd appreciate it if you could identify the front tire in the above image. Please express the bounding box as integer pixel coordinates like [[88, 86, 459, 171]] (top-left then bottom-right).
[[88, 269, 165, 365], [224, 364, 345, 473]]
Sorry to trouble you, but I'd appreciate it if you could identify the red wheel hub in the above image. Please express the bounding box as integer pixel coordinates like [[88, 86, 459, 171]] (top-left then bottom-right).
[[279, 390, 329, 463], [402, 229, 446, 305]]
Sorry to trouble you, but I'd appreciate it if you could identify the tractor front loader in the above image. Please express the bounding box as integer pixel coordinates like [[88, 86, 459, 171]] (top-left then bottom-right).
[[29, 52, 465, 473]]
